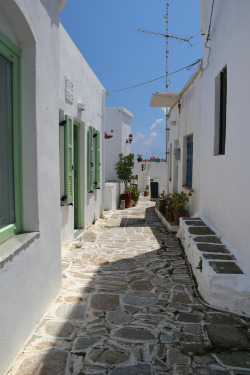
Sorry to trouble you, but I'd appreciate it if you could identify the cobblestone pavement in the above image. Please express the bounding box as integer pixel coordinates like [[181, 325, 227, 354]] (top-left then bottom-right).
[[8, 200, 250, 375]]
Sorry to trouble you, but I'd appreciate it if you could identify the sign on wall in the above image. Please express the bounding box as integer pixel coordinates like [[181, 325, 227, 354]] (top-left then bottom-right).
[[65, 76, 74, 103]]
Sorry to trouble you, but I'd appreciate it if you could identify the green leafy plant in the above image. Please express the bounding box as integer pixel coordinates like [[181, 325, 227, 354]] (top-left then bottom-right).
[[170, 189, 194, 212], [158, 190, 168, 200], [137, 153, 143, 159], [125, 185, 140, 202], [115, 153, 134, 192], [74, 241, 82, 249]]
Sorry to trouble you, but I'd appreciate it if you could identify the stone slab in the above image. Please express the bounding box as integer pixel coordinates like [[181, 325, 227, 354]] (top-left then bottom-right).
[[106, 310, 134, 325], [206, 324, 250, 349], [113, 326, 156, 342], [72, 336, 101, 352], [188, 227, 215, 236], [203, 254, 234, 260], [193, 236, 221, 244], [90, 294, 120, 310], [185, 220, 206, 226], [196, 244, 229, 253], [209, 261, 243, 274], [216, 352, 250, 369], [14, 350, 68, 375], [109, 364, 152, 375]]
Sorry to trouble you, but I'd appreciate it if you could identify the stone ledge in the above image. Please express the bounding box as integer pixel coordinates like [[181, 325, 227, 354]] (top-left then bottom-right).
[[155, 206, 179, 232], [178, 217, 250, 315], [0, 232, 40, 267]]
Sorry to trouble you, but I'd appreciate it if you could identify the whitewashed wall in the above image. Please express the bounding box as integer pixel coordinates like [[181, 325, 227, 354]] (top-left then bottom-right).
[[105, 107, 133, 182], [133, 162, 168, 195], [168, 69, 202, 216], [0, 0, 63, 373], [59, 25, 105, 241], [199, 0, 250, 266]]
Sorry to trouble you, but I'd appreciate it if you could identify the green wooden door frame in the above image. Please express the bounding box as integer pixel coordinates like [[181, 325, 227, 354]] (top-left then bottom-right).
[[74, 123, 81, 229], [0, 31, 22, 244]]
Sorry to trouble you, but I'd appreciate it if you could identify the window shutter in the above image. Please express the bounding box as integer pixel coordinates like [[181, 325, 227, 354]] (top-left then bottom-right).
[[95, 130, 101, 189], [65, 115, 73, 205], [88, 126, 94, 192]]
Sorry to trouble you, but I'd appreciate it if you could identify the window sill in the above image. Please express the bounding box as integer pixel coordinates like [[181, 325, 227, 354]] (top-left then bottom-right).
[[0, 232, 40, 267], [182, 185, 193, 191]]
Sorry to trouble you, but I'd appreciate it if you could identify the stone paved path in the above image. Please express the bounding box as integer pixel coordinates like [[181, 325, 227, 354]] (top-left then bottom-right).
[[8, 200, 250, 375]]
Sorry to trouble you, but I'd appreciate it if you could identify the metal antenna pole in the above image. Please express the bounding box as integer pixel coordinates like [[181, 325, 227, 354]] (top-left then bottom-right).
[[166, 3, 169, 93], [165, 3, 169, 164]]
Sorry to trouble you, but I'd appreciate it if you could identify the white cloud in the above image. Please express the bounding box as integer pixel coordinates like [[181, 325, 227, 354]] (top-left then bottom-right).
[[161, 107, 167, 115], [137, 132, 145, 139], [150, 118, 163, 130], [143, 132, 157, 146]]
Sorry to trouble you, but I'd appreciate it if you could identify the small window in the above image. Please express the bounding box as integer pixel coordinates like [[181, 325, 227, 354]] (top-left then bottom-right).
[[214, 66, 227, 155], [186, 135, 193, 188]]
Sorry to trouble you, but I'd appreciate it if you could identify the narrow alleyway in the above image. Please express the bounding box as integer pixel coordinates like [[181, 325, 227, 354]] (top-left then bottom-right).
[[9, 199, 250, 375]]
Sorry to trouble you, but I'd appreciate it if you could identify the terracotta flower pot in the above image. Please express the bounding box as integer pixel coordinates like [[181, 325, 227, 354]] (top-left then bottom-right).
[[137, 158, 142, 162], [173, 210, 187, 225], [159, 199, 166, 206], [166, 206, 174, 221], [120, 193, 131, 208]]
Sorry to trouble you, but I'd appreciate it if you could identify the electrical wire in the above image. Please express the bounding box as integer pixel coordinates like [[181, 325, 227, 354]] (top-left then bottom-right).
[[106, 59, 201, 94], [205, 0, 215, 48]]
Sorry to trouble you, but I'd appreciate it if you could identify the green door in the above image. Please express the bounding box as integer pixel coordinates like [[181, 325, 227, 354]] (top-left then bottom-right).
[[74, 124, 81, 229]]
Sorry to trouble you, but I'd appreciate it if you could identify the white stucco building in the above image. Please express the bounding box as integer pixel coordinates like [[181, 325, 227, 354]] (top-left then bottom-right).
[[59, 26, 105, 243], [104, 107, 133, 210], [0, 0, 106, 373], [151, 0, 250, 315], [133, 161, 168, 198], [105, 107, 133, 182]]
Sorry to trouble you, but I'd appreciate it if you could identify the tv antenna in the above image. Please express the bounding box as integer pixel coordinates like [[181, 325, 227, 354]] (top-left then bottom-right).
[[138, 3, 194, 162]]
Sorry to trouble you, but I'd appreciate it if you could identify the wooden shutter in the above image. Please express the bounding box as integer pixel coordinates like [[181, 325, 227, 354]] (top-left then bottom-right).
[[95, 130, 101, 189], [88, 126, 94, 192], [65, 115, 73, 205]]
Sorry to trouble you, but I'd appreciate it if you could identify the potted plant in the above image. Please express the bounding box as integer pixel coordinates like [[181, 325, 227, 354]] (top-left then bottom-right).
[[165, 193, 174, 221], [115, 153, 134, 208], [171, 190, 194, 224], [144, 185, 149, 196], [125, 185, 140, 206], [158, 190, 167, 206], [137, 153, 143, 162]]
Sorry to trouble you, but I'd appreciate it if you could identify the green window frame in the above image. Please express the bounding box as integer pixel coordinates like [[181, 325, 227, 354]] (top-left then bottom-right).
[[87, 126, 94, 193], [64, 115, 73, 205], [0, 31, 22, 244], [95, 130, 101, 189], [88, 127, 101, 192]]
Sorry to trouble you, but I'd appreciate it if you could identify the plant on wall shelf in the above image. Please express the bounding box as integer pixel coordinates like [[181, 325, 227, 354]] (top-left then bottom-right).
[[170, 189, 194, 224], [115, 153, 134, 208], [137, 153, 143, 162]]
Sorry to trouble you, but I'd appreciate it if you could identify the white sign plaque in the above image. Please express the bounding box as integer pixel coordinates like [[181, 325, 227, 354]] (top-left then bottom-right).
[[65, 76, 73, 103]]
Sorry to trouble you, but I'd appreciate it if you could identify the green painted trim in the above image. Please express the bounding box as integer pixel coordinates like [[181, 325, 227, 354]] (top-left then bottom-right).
[[0, 31, 22, 244], [0, 30, 21, 57], [74, 122, 81, 229], [87, 126, 94, 193], [0, 225, 15, 244], [95, 130, 101, 189], [65, 115, 73, 205]]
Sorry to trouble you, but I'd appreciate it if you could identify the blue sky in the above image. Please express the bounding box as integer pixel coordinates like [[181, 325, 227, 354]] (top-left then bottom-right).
[[61, 0, 201, 160]]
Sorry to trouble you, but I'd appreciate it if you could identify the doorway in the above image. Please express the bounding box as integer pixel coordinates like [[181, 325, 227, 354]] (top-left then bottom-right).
[[150, 181, 159, 198], [74, 123, 81, 229]]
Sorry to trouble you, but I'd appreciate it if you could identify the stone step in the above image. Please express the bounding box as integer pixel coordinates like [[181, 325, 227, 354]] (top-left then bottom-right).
[[178, 217, 250, 315]]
